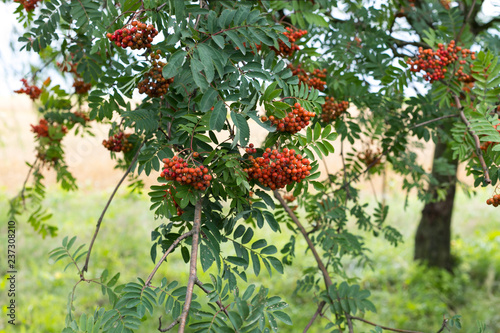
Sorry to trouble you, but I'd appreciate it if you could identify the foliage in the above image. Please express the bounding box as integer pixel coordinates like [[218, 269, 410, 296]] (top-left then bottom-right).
[[8, 0, 500, 332]]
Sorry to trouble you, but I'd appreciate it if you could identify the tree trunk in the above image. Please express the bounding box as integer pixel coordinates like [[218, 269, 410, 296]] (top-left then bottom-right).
[[414, 140, 458, 272]]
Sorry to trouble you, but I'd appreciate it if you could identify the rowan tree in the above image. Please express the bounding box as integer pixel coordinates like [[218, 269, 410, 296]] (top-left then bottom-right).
[[8, 0, 500, 332]]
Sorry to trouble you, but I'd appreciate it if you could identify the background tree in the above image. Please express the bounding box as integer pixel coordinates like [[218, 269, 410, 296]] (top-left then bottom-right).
[[8, 0, 500, 332]]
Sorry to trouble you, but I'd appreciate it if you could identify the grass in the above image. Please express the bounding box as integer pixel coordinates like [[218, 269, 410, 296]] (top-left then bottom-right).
[[1, 183, 499, 333]]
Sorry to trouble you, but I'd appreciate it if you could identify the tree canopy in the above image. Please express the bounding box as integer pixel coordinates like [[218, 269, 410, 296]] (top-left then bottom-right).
[[8, 0, 500, 332]]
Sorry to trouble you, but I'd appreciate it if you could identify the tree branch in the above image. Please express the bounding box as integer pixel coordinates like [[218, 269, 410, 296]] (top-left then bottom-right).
[[351, 316, 424, 333], [456, 0, 477, 42], [273, 191, 357, 330], [454, 95, 491, 184], [145, 230, 195, 287], [178, 197, 203, 332], [274, 191, 332, 289], [303, 301, 326, 333], [82, 141, 144, 274], [436, 318, 448, 333], [410, 114, 459, 129]]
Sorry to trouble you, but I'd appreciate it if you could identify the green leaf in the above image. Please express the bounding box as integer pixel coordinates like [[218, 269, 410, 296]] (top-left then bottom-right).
[[252, 239, 267, 249], [267, 257, 284, 274], [226, 30, 245, 55], [271, 311, 292, 325], [212, 35, 225, 49], [313, 122, 321, 141], [231, 111, 250, 147], [251, 251, 261, 276], [260, 245, 277, 255], [200, 88, 219, 112], [226, 256, 248, 266], [242, 228, 254, 244], [163, 50, 186, 79], [209, 100, 226, 132]]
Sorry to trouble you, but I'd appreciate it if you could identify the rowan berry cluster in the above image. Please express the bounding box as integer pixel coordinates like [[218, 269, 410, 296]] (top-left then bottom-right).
[[245, 143, 257, 154], [486, 194, 500, 207], [58, 61, 78, 74], [73, 79, 92, 94], [243, 147, 311, 190], [440, 0, 451, 9], [164, 189, 184, 216], [138, 52, 174, 97], [14, 79, 42, 101], [321, 97, 349, 123], [160, 156, 212, 191], [102, 132, 133, 153], [357, 147, 382, 167], [106, 21, 158, 50], [406, 40, 476, 83], [30, 119, 68, 139], [261, 103, 315, 134], [283, 194, 296, 202], [73, 111, 90, 123], [58, 61, 92, 94], [14, 0, 42, 11], [288, 64, 327, 91], [271, 27, 307, 57]]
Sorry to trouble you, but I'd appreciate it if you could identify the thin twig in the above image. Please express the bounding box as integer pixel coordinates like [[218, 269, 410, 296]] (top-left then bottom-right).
[[145, 230, 195, 287], [195, 278, 230, 318], [410, 114, 459, 129], [178, 197, 203, 332], [19, 158, 39, 205], [351, 316, 425, 333], [454, 95, 491, 184], [158, 316, 180, 332], [303, 301, 326, 333], [456, 0, 477, 42], [436, 319, 448, 333], [82, 141, 144, 274], [340, 138, 350, 199]]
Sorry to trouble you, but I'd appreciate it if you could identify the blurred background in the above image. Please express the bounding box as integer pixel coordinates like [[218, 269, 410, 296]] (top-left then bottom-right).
[[1, 2, 500, 332]]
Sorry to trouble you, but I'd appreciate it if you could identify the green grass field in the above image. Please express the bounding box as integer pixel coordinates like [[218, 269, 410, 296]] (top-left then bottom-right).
[[1, 184, 499, 333]]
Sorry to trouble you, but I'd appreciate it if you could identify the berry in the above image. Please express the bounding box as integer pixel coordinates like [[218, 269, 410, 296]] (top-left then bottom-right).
[[73, 111, 90, 123], [31, 119, 68, 140], [265, 102, 315, 134], [440, 0, 451, 9], [357, 147, 383, 167], [321, 97, 349, 123], [243, 147, 312, 190], [14, 79, 42, 101], [107, 21, 158, 50], [138, 60, 174, 97], [160, 156, 212, 191], [73, 78, 92, 94], [14, 0, 42, 11], [486, 194, 500, 207], [406, 40, 476, 84], [270, 27, 307, 57], [102, 132, 133, 153], [245, 144, 257, 154], [288, 64, 327, 91]]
